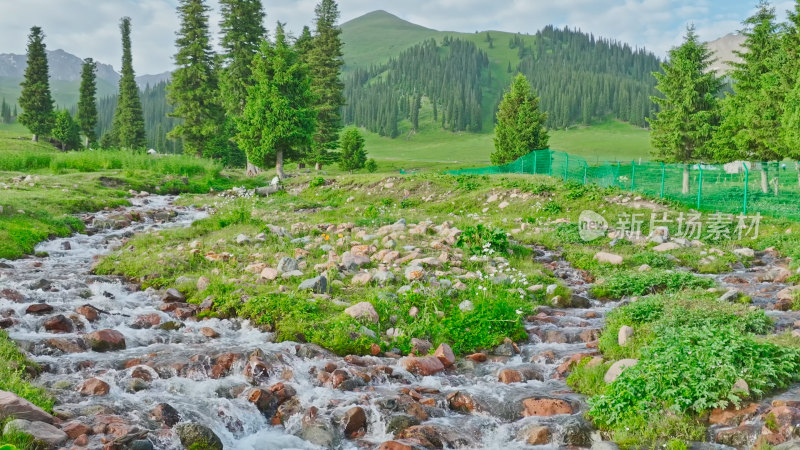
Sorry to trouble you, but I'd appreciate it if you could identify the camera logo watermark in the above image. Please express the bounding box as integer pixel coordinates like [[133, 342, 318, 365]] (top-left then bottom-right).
[[579, 210, 609, 241]]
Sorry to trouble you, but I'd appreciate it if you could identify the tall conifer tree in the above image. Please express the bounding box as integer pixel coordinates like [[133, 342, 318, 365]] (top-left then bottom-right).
[[649, 26, 723, 194], [111, 17, 146, 149], [236, 24, 316, 179], [77, 58, 98, 147], [168, 0, 223, 157], [491, 74, 548, 165], [307, 0, 345, 170], [18, 26, 54, 142], [218, 0, 267, 174], [713, 1, 782, 193]]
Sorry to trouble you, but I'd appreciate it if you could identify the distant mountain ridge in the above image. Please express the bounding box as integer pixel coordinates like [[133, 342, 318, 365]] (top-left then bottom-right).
[[705, 33, 746, 76], [0, 49, 171, 89]]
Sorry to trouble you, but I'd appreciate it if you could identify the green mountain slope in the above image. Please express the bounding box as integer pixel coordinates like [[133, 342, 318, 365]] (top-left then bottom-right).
[[341, 11, 660, 137], [0, 77, 117, 111]]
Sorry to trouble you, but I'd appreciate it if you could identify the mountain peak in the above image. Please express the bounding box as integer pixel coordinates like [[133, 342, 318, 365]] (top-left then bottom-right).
[[343, 10, 435, 32]]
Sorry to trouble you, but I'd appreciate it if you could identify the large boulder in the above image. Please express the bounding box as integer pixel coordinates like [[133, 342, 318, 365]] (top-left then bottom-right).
[[162, 288, 185, 303], [618, 326, 634, 346], [3, 419, 67, 447], [176, 423, 223, 450], [593, 252, 623, 265], [277, 257, 299, 274], [86, 329, 126, 352], [0, 390, 55, 423], [400, 356, 445, 376], [604, 359, 638, 383], [344, 302, 379, 324], [78, 378, 110, 396], [298, 276, 328, 294]]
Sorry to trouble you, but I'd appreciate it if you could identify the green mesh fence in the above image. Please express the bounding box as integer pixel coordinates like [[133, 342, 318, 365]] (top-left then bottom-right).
[[447, 150, 800, 220]]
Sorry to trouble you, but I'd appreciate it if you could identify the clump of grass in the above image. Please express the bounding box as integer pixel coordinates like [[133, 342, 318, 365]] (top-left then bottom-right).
[[0, 331, 53, 412], [566, 357, 609, 396]]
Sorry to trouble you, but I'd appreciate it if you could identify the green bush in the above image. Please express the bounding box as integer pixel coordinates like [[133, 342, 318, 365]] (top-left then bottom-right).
[[590, 323, 800, 428], [365, 158, 378, 173], [309, 177, 326, 188], [590, 270, 713, 299], [456, 224, 509, 256]]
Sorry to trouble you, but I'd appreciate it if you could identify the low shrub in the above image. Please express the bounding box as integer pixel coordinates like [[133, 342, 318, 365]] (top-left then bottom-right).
[[590, 270, 713, 299], [456, 224, 509, 256]]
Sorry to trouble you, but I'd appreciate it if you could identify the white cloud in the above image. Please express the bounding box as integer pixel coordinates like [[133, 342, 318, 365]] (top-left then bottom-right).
[[0, 0, 772, 74]]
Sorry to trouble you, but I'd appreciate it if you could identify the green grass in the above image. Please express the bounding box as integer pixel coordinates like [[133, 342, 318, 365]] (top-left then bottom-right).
[[0, 331, 52, 412], [363, 118, 652, 170]]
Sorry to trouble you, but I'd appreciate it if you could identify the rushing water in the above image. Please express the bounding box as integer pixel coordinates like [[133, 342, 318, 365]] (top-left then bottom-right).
[[3, 195, 793, 449]]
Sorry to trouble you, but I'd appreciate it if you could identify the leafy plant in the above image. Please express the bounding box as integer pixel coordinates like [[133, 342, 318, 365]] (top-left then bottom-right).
[[309, 177, 326, 187], [365, 158, 378, 173], [456, 224, 509, 256], [590, 270, 713, 299], [542, 201, 563, 214]]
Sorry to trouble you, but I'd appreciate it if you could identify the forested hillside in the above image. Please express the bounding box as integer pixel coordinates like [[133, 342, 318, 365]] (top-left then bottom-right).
[[341, 15, 662, 135]]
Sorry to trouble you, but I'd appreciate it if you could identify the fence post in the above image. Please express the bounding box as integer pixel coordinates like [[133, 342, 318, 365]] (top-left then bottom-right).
[[743, 162, 748, 215], [564, 153, 569, 180], [697, 165, 703, 210], [521, 158, 525, 174], [630, 160, 636, 192], [548, 152, 553, 176], [616, 162, 621, 187], [583, 162, 588, 185], [533, 151, 538, 174], [660, 162, 665, 198]]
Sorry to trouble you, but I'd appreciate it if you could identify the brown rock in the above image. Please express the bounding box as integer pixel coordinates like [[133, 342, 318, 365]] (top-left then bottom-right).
[[79, 378, 110, 396], [130, 366, 153, 382], [522, 398, 574, 417], [370, 343, 382, 356], [0, 289, 24, 302], [522, 425, 550, 445], [74, 434, 89, 446], [709, 403, 760, 426], [63, 422, 92, 439], [150, 403, 181, 427], [554, 352, 596, 378], [498, 369, 523, 384], [446, 391, 476, 413], [75, 305, 101, 322], [465, 353, 487, 363], [43, 314, 74, 333], [433, 344, 455, 367], [25, 303, 53, 315], [400, 356, 445, 376], [200, 327, 219, 338], [46, 338, 87, 353], [378, 441, 416, 450], [131, 314, 161, 329], [343, 406, 367, 438], [86, 329, 126, 352]]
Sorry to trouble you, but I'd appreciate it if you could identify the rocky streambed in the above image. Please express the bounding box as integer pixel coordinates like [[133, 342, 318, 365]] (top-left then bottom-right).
[[0, 195, 799, 449]]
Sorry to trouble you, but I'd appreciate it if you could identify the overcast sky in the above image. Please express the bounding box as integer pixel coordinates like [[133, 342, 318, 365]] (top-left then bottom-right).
[[0, 0, 794, 75]]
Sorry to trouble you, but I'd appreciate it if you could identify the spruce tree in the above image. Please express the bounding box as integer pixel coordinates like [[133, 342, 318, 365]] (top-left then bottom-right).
[[649, 26, 723, 194], [338, 127, 366, 172], [713, 1, 782, 193], [307, 0, 345, 170], [780, 0, 800, 186], [218, 0, 266, 174], [168, 0, 223, 158], [18, 26, 54, 142], [491, 74, 548, 165], [52, 110, 81, 150], [236, 24, 316, 179], [77, 58, 98, 147], [1, 98, 10, 124], [111, 17, 146, 149]]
